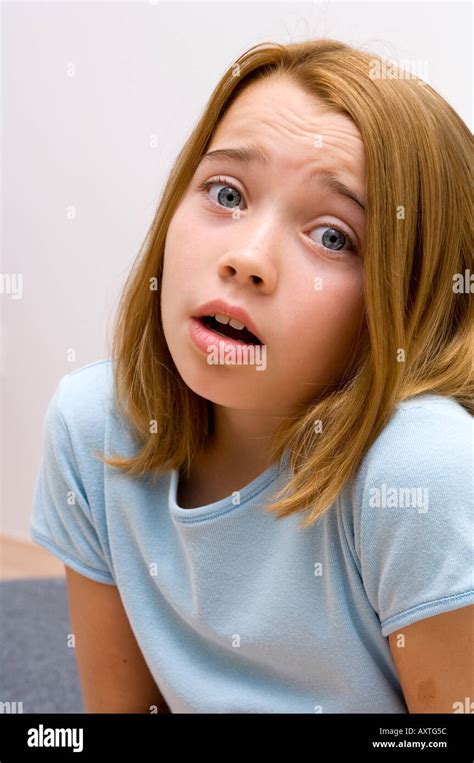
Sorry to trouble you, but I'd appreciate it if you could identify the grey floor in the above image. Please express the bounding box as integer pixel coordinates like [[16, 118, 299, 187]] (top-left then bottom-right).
[[0, 577, 84, 713]]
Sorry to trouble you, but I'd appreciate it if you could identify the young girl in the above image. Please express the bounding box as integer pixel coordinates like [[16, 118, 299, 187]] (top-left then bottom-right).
[[31, 38, 473, 714]]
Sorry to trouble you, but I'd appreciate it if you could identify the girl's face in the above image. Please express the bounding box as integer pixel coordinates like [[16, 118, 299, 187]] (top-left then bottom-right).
[[161, 76, 367, 415]]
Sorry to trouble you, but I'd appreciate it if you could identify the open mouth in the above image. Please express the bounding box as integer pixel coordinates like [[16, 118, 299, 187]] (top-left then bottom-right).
[[198, 315, 262, 345]]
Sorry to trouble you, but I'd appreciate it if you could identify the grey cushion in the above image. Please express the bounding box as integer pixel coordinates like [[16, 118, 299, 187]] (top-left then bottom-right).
[[0, 577, 84, 713]]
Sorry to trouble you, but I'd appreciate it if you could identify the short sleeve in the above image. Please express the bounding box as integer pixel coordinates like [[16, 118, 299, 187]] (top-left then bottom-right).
[[353, 397, 474, 637], [30, 376, 116, 585]]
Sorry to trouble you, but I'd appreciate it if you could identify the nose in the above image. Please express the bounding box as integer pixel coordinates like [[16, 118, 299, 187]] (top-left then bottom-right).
[[216, 240, 277, 292]]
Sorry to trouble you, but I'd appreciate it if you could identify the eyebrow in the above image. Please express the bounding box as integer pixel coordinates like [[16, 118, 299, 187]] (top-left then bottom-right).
[[198, 145, 366, 212]]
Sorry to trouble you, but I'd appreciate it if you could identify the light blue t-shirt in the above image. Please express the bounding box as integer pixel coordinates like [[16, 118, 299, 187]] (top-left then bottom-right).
[[30, 359, 473, 714]]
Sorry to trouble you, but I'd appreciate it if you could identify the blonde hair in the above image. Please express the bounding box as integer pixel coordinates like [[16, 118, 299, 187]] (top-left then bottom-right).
[[98, 38, 473, 529]]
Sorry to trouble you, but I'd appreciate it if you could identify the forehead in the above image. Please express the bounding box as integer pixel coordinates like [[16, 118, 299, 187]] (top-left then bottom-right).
[[208, 76, 366, 194]]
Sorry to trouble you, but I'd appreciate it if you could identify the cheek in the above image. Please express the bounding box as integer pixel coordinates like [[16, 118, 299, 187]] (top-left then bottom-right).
[[161, 202, 208, 330], [161, 213, 188, 325], [164, 206, 211, 285], [168, 195, 207, 243], [284, 268, 365, 359]]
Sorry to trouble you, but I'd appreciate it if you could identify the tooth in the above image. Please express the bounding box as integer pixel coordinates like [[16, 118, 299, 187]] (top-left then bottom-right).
[[214, 313, 231, 325], [212, 313, 248, 331]]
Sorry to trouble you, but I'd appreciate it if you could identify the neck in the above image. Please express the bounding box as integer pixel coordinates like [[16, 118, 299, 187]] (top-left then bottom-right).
[[207, 403, 290, 468]]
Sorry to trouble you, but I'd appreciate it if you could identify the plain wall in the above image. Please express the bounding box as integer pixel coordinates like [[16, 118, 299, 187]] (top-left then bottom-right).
[[1, 1, 472, 539]]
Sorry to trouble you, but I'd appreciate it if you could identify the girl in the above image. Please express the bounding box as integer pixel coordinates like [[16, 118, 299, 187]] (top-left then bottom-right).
[[31, 38, 473, 714]]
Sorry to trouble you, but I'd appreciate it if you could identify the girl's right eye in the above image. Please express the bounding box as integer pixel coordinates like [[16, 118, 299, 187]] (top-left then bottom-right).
[[197, 177, 246, 211]]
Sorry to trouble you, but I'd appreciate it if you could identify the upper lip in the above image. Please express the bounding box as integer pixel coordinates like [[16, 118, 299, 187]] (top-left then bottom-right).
[[194, 299, 264, 344]]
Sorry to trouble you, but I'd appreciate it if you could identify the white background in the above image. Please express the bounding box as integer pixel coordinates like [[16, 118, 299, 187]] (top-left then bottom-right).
[[1, 1, 472, 539]]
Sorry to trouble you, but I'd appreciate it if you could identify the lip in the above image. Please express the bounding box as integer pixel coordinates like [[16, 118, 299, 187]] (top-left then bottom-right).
[[189, 317, 264, 356], [193, 299, 264, 344]]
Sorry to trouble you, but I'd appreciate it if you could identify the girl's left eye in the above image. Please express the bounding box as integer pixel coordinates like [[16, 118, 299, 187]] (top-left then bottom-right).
[[197, 177, 358, 255], [306, 225, 358, 255]]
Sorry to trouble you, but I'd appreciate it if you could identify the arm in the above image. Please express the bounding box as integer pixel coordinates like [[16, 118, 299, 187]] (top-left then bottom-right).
[[64, 565, 172, 713], [388, 604, 474, 713]]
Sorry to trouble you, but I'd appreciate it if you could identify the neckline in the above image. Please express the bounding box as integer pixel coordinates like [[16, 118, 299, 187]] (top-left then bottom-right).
[[169, 451, 290, 523]]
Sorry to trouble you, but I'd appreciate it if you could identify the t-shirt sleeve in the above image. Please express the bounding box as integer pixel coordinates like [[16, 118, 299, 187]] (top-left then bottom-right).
[[30, 375, 116, 585], [353, 398, 474, 637]]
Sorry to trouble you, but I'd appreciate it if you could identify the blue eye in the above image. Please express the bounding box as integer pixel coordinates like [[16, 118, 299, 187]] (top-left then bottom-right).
[[197, 176, 359, 256], [198, 177, 244, 210], [308, 225, 357, 254]]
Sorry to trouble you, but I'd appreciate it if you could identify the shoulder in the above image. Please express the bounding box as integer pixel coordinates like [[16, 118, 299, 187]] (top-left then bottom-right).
[[351, 393, 472, 561], [44, 359, 116, 458], [32, 359, 118, 583], [56, 359, 114, 422], [349, 395, 473, 635], [354, 394, 471, 494]]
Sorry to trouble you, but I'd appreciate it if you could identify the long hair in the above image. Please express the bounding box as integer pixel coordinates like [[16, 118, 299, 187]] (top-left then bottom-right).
[[97, 38, 473, 529]]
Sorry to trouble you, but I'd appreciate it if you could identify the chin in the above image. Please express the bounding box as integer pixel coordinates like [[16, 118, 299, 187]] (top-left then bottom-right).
[[178, 360, 264, 407]]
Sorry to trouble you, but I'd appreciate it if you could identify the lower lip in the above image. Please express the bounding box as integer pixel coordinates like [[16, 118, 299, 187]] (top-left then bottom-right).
[[189, 317, 261, 355]]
